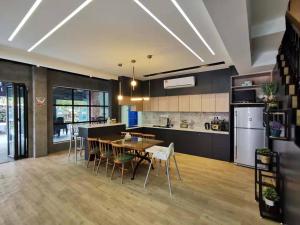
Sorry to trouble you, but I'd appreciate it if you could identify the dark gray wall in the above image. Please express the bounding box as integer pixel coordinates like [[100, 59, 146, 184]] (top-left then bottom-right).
[[143, 66, 237, 97], [0, 60, 34, 157], [272, 68, 300, 225], [47, 69, 117, 152]]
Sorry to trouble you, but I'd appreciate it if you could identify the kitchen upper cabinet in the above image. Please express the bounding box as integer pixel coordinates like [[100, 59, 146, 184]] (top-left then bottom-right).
[[168, 96, 179, 112], [201, 94, 216, 112], [150, 97, 159, 111], [215, 93, 229, 112], [158, 97, 168, 112], [189, 95, 202, 112], [178, 95, 190, 112], [143, 99, 151, 112]]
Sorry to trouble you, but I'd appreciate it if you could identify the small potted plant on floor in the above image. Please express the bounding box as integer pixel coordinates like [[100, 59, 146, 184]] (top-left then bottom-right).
[[262, 82, 279, 110], [257, 148, 271, 164], [262, 187, 280, 207], [270, 121, 282, 137]]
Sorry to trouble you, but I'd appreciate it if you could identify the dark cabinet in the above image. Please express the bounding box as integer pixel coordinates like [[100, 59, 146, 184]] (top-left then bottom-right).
[[211, 134, 230, 161], [126, 127, 231, 162]]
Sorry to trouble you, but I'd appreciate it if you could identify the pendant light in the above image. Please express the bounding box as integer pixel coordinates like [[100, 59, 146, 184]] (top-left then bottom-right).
[[130, 59, 137, 90], [117, 63, 123, 101], [143, 55, 152, 101]]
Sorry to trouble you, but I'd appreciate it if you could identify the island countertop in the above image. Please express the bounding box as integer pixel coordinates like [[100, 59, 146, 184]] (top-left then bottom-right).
[[78, 123, 126, 129]]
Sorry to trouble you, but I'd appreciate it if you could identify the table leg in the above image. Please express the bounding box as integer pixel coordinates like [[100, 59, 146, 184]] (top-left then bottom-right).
[[131, 152, 154, 180]]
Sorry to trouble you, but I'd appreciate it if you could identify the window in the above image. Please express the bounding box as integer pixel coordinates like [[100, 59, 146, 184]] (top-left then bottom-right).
[[53, 87, 110, 143]]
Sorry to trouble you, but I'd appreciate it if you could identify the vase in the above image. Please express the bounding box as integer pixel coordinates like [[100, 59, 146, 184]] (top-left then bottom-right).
[[270, 129, 281, 137]]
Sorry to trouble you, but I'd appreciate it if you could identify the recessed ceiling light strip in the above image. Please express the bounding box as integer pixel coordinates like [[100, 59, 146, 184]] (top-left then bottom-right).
[[28, 0, 93, 52], [8, 0, 43, 42], [170, 0, 215, 56], [133, 0, 204, 62]]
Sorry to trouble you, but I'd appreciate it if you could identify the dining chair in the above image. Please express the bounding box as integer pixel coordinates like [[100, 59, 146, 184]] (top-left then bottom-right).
[[111, 142, 135, 184], [144, 143, 181, 196], [130, 132, 143, 138], [142, 133, 156, 139], [96, 140, 113, 176], [68, 124, 83, 163], [86, 138, 99, 169]]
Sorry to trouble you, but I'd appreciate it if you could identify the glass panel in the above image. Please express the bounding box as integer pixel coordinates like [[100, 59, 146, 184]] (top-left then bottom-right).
[[7, 86, 14, 158], [105, 107, 110, 118], [74, 89, 89, 105], [74, 106, 89, 122], [91, 107, 104, 122], [53, 87, 72, 105], [53, 106, 72, 123], [17, 86, 25, 157], [104, 92, 109, 106], [91, 91, 102, 106]]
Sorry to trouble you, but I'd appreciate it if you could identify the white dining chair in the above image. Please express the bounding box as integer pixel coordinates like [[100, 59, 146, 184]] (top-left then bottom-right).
[[144, 143, 181, 196], [68, 124, 83, 163]]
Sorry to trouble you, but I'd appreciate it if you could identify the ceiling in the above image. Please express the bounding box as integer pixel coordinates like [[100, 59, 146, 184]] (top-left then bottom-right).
[[0, 0, 288, 80]]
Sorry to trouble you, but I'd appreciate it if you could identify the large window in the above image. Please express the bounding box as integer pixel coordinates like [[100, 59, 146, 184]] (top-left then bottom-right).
[[53, 87, 110, 143]]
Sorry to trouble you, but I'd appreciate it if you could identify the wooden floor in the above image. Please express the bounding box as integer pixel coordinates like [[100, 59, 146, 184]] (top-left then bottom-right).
[[0, 151, 277, 225]]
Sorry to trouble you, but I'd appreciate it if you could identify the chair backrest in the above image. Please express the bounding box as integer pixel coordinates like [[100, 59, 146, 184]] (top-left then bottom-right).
[[167, 142, 175, 158], [142, 133, 155, 139], [111, 142, 126, 159], [99, 139, 111, 156], [131, 132, 143, 138], [87, 138, 99, 153]]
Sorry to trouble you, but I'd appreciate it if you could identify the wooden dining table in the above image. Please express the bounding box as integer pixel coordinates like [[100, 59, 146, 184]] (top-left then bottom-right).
[[99, 135, 164, 180]]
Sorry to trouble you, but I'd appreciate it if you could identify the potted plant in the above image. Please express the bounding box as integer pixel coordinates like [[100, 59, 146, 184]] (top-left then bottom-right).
[[270, 121, 282, 137], [257, 148, 271, 164], [262, 187, 280, 207], [262, 82, 279, 110]]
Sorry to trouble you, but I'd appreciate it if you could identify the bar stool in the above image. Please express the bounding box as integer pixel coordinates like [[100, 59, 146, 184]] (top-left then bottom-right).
[[68, 124, 83, 163], [144, 143, 181, 196]]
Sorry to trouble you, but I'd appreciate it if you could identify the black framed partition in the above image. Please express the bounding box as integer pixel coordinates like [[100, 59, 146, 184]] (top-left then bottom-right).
[[52, 87, 110, 142], [6, 83, 28, 160]]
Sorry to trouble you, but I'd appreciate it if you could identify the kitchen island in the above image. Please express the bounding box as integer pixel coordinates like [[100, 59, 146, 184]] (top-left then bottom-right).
[[78, 123, 126, 159]]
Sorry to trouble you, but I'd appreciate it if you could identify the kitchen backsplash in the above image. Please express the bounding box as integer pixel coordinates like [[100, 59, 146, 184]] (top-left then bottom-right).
[[142, 112, 229, 129]]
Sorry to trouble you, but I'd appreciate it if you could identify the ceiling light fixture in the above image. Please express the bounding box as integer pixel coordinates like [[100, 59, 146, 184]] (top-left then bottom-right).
[[8, 0, 43, 42], [27, 0, 93, 52], [133, 0, 204, 62], [143, 54, 152, 101], [117, 63, 123, 101], [170, 0, 215, 56], [130, 59, 137, 90]]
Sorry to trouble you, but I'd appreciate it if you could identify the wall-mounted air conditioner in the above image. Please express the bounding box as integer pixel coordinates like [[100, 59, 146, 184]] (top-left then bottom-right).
[[163, 76, 195, 89]]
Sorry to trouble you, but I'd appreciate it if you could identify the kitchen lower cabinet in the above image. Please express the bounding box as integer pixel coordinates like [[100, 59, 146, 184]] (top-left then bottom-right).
[[129, 127, 231, 162]]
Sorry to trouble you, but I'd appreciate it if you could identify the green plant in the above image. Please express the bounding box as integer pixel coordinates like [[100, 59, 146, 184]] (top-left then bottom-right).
[[262, 82, 279, 103], [263, 187, 280, 201], [257, 148, 271, 155]]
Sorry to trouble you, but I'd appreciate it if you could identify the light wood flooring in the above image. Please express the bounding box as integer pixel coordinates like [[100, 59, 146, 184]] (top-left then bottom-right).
[[0, 151, 277, 225]]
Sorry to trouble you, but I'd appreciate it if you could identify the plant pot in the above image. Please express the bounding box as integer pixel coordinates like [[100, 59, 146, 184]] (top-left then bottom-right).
[[270, 129, 281, 137], [264, 197, 275, 207], [260, 155, 271, 164]]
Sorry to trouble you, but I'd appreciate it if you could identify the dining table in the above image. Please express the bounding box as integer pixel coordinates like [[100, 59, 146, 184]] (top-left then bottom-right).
[[99, 135, 164, 180]]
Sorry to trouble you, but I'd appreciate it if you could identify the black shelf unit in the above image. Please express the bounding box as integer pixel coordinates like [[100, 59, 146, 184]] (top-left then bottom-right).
[[258, 170, 284, 222], [254, 150, 283, 222], [255, 151, 280, 201], [264, 109, 292, 143]]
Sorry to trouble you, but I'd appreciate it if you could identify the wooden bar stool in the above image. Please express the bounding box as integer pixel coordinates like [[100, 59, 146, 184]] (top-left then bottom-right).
[[86, 138, 99, 170], [111, 142, 135, 184], [96, 140, 113, 176]]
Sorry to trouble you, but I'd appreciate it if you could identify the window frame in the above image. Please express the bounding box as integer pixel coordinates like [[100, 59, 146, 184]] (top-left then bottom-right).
[[53, 87, 110, 133]]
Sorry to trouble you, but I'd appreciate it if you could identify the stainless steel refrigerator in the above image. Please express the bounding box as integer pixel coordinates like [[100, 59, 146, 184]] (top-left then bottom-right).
[[234, 107, 266, 167]]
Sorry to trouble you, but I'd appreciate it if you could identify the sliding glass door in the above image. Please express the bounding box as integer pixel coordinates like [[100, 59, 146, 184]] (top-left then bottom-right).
[[6, 83, 28, 160]]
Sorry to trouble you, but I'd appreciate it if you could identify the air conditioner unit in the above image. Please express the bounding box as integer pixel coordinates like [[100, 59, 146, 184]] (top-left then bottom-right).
[[163, 76, 195, 89]]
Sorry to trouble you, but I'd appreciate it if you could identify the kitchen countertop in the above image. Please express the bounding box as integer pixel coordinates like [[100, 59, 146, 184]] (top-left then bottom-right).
[[127, 124, 229, 135], [78, 123, 125, 129]]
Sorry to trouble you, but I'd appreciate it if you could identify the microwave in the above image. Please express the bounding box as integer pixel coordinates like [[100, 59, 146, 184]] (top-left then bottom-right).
[[232, 90, 256, 103]]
